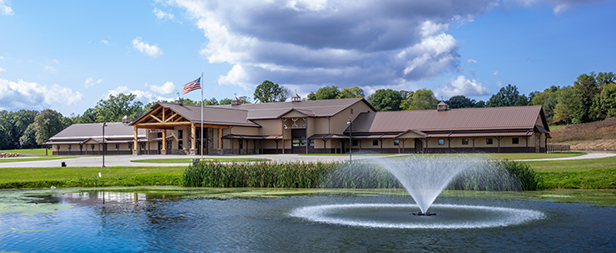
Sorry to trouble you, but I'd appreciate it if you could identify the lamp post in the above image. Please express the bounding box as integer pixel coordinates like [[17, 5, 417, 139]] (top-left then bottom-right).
[[102, 122, 107, 168], [347, 118, 352, 162]]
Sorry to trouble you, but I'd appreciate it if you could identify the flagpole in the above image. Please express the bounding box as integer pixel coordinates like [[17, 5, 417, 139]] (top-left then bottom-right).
[[200, 72, 204, 160]]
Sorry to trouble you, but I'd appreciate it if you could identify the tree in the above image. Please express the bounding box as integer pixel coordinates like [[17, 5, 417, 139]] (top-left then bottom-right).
[[307, 86, 339, 100], [367, 89, 403, 111], [595, 83, 616, 119], [399, 90, 413, 101], [33, 109, 65, 145], [530, 86, 560, 123], [254, 80, 283, 103], [219, 98, 232, 105], [553, 86, 578, 124], [204, 98, 219, 106], [446, 95, 477, 109], [487, 84, 526, 107], [94, 93, 144, 122], [401, 88, 439, 110], [19, 124, 37, 148], [574, 73, 599, 123], [337, 86, 365, 99], [596, 71, 615, 89]]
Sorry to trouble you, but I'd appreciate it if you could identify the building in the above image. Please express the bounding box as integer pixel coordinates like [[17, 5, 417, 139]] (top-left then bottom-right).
[[45, 97, 550, 155]]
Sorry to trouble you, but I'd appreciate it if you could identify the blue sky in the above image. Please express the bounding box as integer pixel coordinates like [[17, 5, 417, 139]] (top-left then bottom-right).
[[0, 0, 614, 116]]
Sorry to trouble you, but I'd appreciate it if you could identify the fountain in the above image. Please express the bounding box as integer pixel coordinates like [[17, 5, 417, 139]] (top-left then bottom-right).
[[291, 154, 544, 228], [373, 155, 492, 215]]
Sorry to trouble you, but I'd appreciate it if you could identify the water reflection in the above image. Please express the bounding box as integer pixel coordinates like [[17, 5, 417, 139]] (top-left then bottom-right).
[[0, 188, 615, 252]]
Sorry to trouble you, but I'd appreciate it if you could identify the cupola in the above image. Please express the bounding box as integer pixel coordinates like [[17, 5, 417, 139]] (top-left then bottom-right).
[[437, 101, 449, 111]]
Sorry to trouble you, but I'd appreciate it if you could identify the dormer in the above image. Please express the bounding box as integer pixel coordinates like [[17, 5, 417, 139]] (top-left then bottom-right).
[[437, 101, 449, 111]]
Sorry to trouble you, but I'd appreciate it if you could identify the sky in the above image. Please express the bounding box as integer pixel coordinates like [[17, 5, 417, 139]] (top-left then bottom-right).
[[0, 0, 614, 116]]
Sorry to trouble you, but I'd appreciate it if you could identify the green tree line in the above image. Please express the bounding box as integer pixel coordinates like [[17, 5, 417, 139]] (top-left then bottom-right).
[[2, 72, 613, 150]]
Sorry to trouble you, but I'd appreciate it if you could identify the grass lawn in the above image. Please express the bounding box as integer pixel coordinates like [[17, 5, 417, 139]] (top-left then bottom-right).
[[0, 166, 186, 189], [300, 153, 395, 156], [0, 156, 78, 163], [488, 152, 585, 160], [523, 156, 616, 189], [130, 158, 270, 163], [0, 148, 52, 156]]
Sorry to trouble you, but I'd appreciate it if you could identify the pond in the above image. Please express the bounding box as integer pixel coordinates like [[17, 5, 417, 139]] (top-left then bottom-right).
[[1, 187, 615, 252]]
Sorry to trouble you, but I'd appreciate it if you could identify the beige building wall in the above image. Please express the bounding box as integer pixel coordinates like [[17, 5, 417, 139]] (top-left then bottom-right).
[[254, 119, 283, 136]]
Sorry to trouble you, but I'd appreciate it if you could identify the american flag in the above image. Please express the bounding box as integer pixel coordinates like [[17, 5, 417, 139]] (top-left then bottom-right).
[[182, 77, 201, 94]]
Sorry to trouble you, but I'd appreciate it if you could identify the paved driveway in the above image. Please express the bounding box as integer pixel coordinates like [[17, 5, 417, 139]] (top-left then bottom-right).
[[0, 152, 614, 168]]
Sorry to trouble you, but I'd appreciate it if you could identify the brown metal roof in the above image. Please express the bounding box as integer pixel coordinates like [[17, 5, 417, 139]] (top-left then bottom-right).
[[150, 103, 260, 127], [210, 98, 375, 120], [350, 106, 546, 133], [50, 122, 147, 141], [427, 132, 533, 138]]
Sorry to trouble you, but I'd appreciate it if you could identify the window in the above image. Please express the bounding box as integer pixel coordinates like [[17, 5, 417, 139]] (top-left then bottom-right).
[[238, 140, 243, 149], [394, 140, 399, 146], [438, 139, 445, 145], [462, 138, 468, 145], [373, 140, 379, 146], [115, 144, 119, 149], [68, 144, 71, 150], [352, 140, 358, 146], [512, 138, 519, 144], [351, 108, 354, 114], [79, 145, 83, 150], [486, 138, 493, 145], [141, 143, 145, 149], [292, 139, 300, 147], [129, 143, 133, 150], [91, 144, 95, 150], [157, 132, 162, 138], [178, 130, 183, 139], [56, 145, 60, 150], [178, 140, 183, 149]]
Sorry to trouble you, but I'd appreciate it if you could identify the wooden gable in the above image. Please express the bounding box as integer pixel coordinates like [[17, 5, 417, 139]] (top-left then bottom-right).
[[132, 103, 192, 129]]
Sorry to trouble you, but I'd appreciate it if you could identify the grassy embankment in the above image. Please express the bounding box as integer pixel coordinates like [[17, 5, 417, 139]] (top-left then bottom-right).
[[549, 118, 616, 150]]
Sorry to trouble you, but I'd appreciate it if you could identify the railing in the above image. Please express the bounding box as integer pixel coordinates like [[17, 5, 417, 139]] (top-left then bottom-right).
[[547, 144, 570, 152]]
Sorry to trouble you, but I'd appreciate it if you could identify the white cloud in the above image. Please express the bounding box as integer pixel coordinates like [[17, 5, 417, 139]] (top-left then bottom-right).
[[132, 37, 163, 57], [146, 81, 175, 94], [172, 0, 499, 93], [107, 86, 173, 103], [44, 65, 56, 73], [0, 67, 4, 74], [153, 8, 174, 20], [467, 59, 477, 64], [84, 77, 102, 88], [0, 77, 83, 110], [496, 80, 503, 87], [100, 39, 109, 45], [493, 71, 500, 77], [506, 0, 608, 14], [0, 56, 4, 60], [437, 75, 491, 97], [0, 0, 14, 15]]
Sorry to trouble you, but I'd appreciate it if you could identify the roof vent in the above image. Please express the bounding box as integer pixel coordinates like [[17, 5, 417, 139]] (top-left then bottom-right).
[[175, 97, 183, 106], [122, 115, 130, 125], [231, 96, 240, 106], [437, 101, 449, 111], [291, 93, 301, 102]]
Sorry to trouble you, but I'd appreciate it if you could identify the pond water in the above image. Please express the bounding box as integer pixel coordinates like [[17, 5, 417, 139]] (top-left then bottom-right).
[[1, 187, 615, 252]]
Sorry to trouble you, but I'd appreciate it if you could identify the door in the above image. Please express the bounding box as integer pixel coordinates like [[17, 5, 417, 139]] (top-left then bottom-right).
[[415, 139, 422, 153]]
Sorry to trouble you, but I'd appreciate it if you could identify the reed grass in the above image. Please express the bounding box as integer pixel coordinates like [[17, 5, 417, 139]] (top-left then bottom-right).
[[182, 160, 541, 191]]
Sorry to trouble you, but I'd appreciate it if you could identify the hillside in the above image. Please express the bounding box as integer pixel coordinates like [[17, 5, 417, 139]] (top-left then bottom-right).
[[549, 118, 616, 150]]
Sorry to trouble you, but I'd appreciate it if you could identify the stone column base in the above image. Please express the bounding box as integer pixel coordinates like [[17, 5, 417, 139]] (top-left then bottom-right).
[[132, 149, 139, 155], [161, 149, 167, 155], [190, 148, 197, 155]]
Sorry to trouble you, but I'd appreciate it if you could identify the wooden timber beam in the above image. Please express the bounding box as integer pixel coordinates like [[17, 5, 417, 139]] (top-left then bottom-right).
[[137, 122, 193, 126], [165, 113, 178, 122], [150, 115, 163, 123]]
